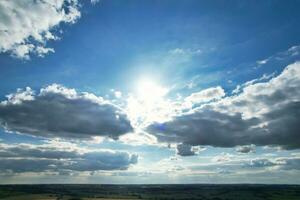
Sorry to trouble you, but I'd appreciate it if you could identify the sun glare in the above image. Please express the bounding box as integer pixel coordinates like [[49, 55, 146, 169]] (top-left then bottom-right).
[[126, 78, 171, 129], [137, 79, 168, 101]]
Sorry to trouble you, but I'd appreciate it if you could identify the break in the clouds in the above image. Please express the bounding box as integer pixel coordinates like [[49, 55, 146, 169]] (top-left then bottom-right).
[[0, 142, 138, 174], [0, 84, 133, 139], [147, 62, 300, 151], [0, 0, 81, 59]]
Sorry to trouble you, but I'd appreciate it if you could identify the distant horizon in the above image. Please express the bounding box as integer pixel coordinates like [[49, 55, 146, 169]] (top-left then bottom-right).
[[1, 183, 300, 186]]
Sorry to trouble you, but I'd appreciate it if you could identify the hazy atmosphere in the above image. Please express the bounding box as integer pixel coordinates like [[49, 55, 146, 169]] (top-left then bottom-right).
[[1, 0, 300, 185]]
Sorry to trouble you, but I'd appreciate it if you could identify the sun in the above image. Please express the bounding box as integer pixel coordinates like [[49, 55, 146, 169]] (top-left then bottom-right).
[[136, 79, 168, 102], [126, 78, 170, 129]]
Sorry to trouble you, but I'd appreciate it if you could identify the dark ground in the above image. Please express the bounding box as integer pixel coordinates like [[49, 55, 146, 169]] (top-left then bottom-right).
[[0, 184, 300, 200]]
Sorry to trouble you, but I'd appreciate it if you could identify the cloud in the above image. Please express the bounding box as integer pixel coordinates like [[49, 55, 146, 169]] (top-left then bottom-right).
[[0, 143, 138, 173], [0, 84, 133, 139], [257, 59, 269, 65], [236, 145, 256, 153], [254, 45, 300, 69], [275, 158, 300, 170], [90, 0, 100, 4], [232, 73, 275, 94], [0, 0, 81, 59], [147, 109, 259, 147], [211, 153, 234, 163], [147, 62, 300, 150], [168, 48, 202, 56], [176, 144, 196, 156], [114, 91, 122, 98], [245, 158, 275, 168], [184, 86, 225, 105], [243, 157, 300, 171], [188, 152, 300, 175], [187, 156, 300, 178]]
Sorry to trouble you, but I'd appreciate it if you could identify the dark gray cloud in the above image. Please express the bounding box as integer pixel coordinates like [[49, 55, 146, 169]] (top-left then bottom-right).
[[255, 102, 300, 149], [148, 110, 260, 147], [176, 144, 196, 156], [0, 84, 133, 139], [0, 143, 138, 173], [147, 62, 300, 151]]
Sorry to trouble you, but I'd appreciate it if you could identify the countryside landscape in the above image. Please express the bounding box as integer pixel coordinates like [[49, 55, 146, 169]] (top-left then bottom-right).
[[1, 184, 300, 200]]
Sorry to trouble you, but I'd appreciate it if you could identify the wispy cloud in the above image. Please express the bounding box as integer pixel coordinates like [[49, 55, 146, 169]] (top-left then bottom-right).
[[255, 45, 300, 68]]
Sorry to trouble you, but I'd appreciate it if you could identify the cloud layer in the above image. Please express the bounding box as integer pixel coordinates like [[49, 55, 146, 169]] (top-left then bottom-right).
[[147, 62, 300, 151], [0, 0, 81, 59], [0, 84, 133, 139], [0, 142, 138, 174]]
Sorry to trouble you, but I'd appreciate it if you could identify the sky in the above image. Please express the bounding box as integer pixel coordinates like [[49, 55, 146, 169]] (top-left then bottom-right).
[[0, 0, 300, 184]]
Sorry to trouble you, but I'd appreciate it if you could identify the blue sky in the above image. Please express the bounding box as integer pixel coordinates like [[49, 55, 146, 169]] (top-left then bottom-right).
[[0, 0, 300, 184]]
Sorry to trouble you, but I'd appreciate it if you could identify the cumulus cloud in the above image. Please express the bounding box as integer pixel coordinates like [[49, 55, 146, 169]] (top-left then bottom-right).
[[0, 84, 133, 139], [0, 143, 138, 173], [0, 0, 81, 59], [147, 62, 300, 151]]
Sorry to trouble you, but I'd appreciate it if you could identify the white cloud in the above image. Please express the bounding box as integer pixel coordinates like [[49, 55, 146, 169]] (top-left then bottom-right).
[[232, 72, 276, 94], [91, 0, 100, 4], [185, 86, 225, 105], [119, 131, 157, 146], [35, 46, 55, 57], [0, 0, 81, 59], [114, 91, 122, 98], [2, 87, 35, 105], [169, 48, 202, 56], [257, 59, 269, 65], [215, 62, 300, 119]]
